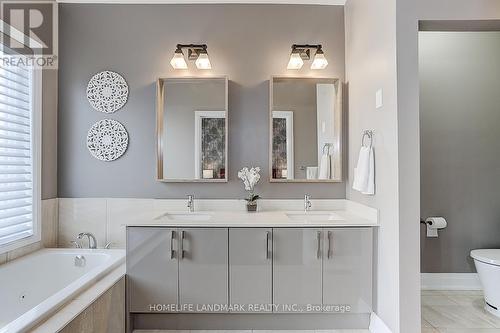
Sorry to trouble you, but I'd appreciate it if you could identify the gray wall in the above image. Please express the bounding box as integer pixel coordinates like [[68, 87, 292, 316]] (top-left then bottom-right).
[[419, 32, 500, 272], [396, 1, 500, 331], [58, 4, 346, 198]]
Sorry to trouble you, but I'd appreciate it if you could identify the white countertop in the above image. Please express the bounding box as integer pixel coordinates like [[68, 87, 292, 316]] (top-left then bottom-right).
[[126, 209, 378, 228]]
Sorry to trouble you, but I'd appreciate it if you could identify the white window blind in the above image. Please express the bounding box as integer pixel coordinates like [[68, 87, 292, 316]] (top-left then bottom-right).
[[0, 53, 35, 247]]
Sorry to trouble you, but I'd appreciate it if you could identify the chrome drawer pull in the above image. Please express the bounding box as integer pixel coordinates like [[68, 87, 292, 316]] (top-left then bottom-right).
[[170, 230, 176, 259], [317, 231, 321, 259], [328, 231, 333, 259], [266, 231, 271, 260], [180, 230, 185, 259]]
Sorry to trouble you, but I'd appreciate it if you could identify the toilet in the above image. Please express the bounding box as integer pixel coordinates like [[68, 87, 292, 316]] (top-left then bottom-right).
[[471, 249, 500, 317]]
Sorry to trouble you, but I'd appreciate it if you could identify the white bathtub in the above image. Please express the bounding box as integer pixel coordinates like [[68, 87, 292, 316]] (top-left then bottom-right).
[[0, 248, 125, 333]]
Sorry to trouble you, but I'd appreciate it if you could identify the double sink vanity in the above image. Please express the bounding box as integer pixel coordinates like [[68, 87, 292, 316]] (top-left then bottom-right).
[[126, 200, 378, 330], [125, 75, 377, 330]]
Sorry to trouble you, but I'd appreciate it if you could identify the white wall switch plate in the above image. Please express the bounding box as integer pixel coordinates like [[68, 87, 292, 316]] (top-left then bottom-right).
[[375, 89, 383, 109]]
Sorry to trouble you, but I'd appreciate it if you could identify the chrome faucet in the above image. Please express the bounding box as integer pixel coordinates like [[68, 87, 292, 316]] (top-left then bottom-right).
[[187, 194, 194, 213], [304, 194, 312, 212], [77, 232, 97, 249]]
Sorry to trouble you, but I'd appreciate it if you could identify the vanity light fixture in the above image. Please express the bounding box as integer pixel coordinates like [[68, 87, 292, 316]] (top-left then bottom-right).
[[287, 49, 304, 70], [311, 48, 328, 70], [195, 49, 212, 70], [170, 44, 212, 70], [170, 48, 188, 69], [287, 44, 328, 70]]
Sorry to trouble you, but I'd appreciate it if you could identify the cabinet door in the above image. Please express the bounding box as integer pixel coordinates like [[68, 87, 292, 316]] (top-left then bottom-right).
[[178, 228, 228, 311], [273, 228, 323, 311], [323, 228, 372, 314], [127, 227, 178, 312], [229, 228, 272, 311]]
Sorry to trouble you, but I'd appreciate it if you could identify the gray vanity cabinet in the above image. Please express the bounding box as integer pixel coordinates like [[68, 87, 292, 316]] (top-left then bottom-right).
[[178, 228, 228, 310], [229, 228, 272, 310], [127, 227, 228, 313], [322, 228, 373, 314], [272, 228, 323, 310], [127, 227, 178, 312], [127, 225, 373, 317]]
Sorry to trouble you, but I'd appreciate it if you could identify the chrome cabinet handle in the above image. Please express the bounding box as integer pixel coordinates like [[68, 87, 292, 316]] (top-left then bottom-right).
[[266, 231, 271, 260], [317, 231, 321, 259], [180, 230, 185, 259], [327, 231, 333, 259], [170, 230, 176, 259]]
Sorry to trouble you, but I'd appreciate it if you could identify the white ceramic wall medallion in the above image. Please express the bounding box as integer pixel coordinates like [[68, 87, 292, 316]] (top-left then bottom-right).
[[86, 70, 129, 113], [87, 119, 129, 161]]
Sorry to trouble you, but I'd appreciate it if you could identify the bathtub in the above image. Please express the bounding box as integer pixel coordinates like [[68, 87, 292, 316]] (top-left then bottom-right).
[[0, 248, 125, 333]]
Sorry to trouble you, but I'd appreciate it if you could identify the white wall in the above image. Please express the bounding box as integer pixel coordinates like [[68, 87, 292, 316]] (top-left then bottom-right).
[[344, 0, 401, 331]]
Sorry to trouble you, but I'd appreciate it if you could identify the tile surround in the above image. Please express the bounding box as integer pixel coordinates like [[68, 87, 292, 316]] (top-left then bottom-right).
[[42, 198, 59, 247], [59, 198, 375, 249], [58, 198, 107, 248], [107, 199, 156, 248]]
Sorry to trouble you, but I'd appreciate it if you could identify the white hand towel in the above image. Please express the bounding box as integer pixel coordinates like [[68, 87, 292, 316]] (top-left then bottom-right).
[[352, 146, 373, 194], [318, 153, 331, 179], [362, 147, 375, 195], [306, 167, 319, 180]]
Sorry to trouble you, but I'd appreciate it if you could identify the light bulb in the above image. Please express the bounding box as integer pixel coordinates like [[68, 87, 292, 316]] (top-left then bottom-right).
[[170, 49, 188, 69], [311, 50, 328, 70], [287, 51, 304, 70], [195, 51, 212, 70]]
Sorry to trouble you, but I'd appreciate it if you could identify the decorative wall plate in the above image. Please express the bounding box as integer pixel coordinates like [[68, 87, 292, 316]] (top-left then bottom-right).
[[86, 70, 129, 113], [87, 119, 129, 161]]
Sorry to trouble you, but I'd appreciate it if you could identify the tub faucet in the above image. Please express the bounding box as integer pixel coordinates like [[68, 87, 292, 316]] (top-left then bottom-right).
[[77, 232, 97, 249], [304, 194, 312, 212], [187, 194, 194, 212]]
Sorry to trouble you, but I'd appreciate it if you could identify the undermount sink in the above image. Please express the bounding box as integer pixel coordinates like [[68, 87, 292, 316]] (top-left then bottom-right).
[[285, 211, 343, 221], [164, 212, 212, 221]]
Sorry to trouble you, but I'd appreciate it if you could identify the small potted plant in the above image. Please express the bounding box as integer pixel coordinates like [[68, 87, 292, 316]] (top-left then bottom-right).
[[238, 166, 261, 212]]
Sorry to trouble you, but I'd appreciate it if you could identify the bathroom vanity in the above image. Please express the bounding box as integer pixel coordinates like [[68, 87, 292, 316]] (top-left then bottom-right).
[[126, 207, 377, 330], [126, 73, 373, 330]]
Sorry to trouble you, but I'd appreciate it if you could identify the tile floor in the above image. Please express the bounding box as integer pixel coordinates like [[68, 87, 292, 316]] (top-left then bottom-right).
[[422, 290, 500, 332]]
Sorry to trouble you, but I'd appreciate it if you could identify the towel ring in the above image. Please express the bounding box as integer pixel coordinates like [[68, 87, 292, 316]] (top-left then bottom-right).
[[322, 143, 333, 154], [362, 130, 373, 148]]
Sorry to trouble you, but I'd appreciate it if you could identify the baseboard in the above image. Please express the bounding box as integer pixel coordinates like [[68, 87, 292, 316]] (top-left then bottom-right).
[[421, 273, 482, 290], [369, 312, 392, 333]]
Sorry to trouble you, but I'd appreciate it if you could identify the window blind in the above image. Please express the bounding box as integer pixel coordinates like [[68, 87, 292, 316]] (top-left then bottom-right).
[[0, 55, 34, 246]]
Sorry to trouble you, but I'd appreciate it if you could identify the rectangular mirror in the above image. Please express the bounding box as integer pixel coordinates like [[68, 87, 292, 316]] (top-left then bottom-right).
[[270, 77, 342, 182], [157, 77, 228, 182]]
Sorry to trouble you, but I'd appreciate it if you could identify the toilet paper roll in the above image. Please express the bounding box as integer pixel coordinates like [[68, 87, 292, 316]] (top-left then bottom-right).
[[425, 217, 447, 238], [426, 217, 447, 229]]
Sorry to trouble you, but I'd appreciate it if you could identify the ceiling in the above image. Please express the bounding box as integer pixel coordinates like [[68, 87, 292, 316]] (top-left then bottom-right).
[[56, 0, 346, 4]]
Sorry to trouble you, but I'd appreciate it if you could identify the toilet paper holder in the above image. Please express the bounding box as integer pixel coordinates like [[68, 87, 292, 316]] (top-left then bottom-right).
[[420, 217, 447, 238]]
